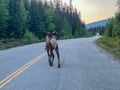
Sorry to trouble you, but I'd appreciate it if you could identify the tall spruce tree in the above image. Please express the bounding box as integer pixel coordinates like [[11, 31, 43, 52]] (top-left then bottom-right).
[[115, 0, 120, 37], [45, 7, 55, 31], [8, 0, 28, 38], [0, 0, 9, 38], [62, 17, 72, 38], [29, 0, 45, 38]]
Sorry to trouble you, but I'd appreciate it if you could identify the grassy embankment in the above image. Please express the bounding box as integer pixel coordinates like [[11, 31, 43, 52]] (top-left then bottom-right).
[[0, 31, 44, 50], [0, 39, 42, 50], [96, 36, 120, 58]]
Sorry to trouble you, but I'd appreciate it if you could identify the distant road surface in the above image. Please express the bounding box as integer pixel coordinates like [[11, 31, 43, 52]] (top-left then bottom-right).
[[0, 36, 120, 90]]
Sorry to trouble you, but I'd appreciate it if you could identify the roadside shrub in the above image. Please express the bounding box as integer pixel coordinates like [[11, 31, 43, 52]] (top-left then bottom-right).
[[99, 37, 116, 47], [22, 30, 39, 44]]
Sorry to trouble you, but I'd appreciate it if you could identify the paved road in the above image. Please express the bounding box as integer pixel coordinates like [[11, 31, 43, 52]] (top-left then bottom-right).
[[0, 36, 120, 90]]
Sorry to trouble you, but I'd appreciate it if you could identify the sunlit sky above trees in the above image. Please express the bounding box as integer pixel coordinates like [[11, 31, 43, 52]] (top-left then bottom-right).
[[62, 0, 117, 24]]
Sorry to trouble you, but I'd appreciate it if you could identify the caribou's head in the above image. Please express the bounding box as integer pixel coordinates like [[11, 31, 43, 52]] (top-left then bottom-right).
[[44, 31, 61, 39]]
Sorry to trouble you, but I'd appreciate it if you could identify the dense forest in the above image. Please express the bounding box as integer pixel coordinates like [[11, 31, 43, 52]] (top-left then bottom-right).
[[97, 0, 120, 58], [0, 0, 89, 42], [88, 26, 105, 36], [104, 0, 120, 38]]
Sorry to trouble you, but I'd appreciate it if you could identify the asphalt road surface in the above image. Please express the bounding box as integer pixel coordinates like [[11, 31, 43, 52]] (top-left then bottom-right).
[[0, 36, 120, 90]]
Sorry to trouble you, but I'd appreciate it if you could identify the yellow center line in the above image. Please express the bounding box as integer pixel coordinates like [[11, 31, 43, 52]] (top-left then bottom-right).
[[0, 52, 47, 89], [0, 42, 66, 89]]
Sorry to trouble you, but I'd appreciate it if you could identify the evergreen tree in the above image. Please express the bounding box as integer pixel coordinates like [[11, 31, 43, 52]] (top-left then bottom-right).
[[29, 0, 45, 38], [104, 0, 120, 38], [8, 0, 28, 39], [62, 17, 72, 38], [0, 0, 9, 38], [44, 7, 55, 32], [113, 18, 120, 37]]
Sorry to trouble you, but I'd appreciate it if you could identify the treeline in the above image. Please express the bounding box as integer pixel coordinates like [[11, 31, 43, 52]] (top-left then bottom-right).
[[105, 0, 120, 38], [0, 0, 88, 41], [88, 26, 105, 36]]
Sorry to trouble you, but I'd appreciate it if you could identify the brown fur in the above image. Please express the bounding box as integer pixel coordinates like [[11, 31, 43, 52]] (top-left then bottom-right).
[[45, 32, 60, 68]]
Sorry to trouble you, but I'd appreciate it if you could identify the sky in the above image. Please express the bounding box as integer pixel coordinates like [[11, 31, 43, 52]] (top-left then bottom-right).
[[62, 0, 117, 24]]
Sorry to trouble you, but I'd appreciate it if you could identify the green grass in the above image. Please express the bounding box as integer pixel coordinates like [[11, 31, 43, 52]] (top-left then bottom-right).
[[0, 39, 42, 50], [0, 39, 22, 50], [0, 31, 45, 50], [96, 36, 120, 59]]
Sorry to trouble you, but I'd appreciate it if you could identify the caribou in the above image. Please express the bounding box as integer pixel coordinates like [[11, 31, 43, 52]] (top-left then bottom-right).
[[45, 31, 60, 68]]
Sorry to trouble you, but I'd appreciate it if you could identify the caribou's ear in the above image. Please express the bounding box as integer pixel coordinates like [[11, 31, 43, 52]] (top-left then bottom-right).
[[52, 31, 58, 35], [52, 31, 55, 34]]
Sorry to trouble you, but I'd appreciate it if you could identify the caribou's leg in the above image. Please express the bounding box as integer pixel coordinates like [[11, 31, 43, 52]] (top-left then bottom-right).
[[51, 52, 54, 66], [51, 51, 54, 66], [55, 46, 60, 68], [47, 49, 52, 66]]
